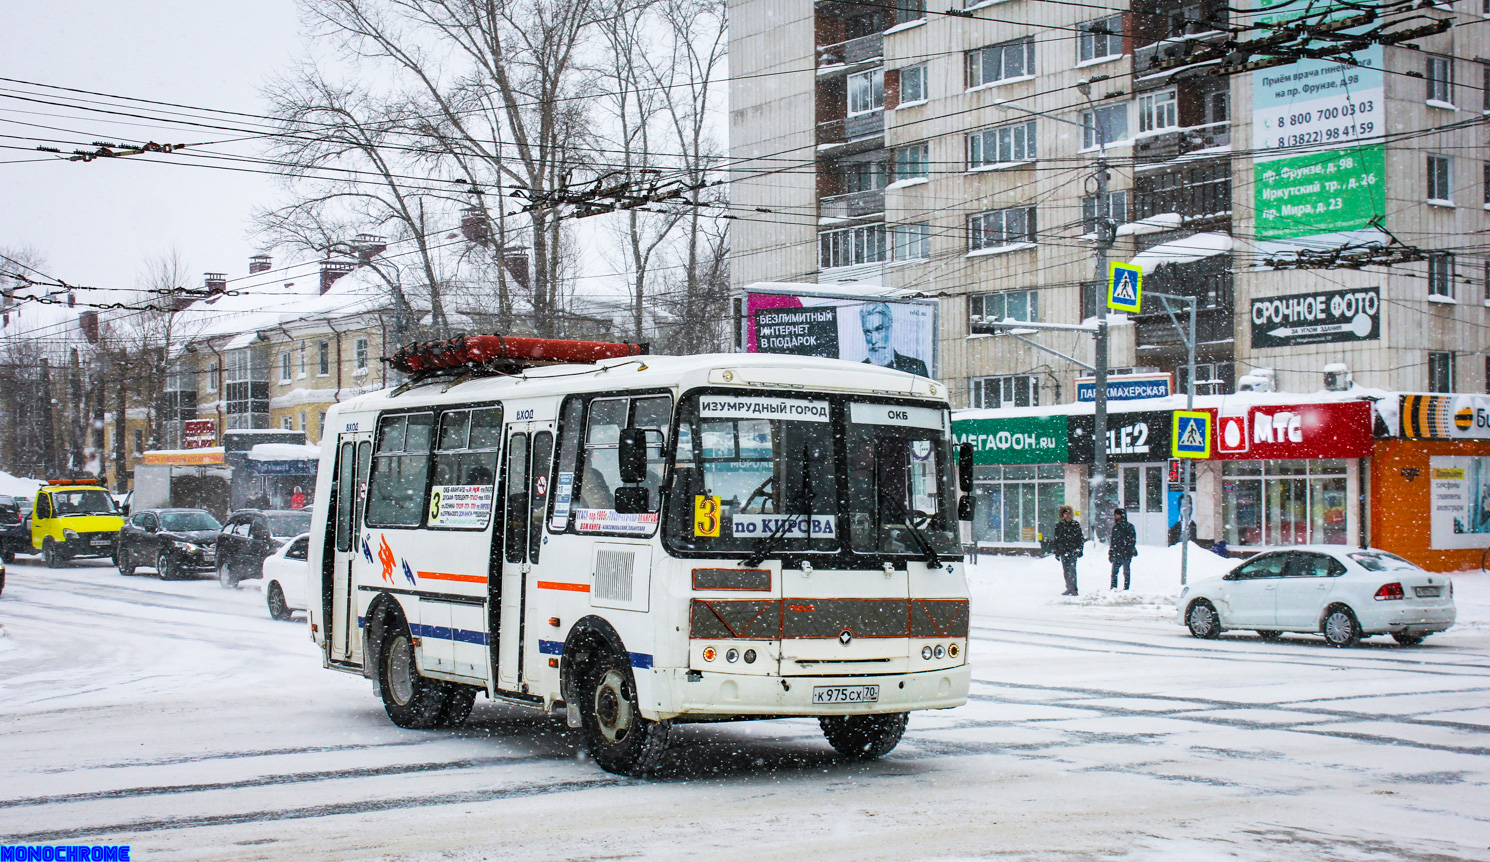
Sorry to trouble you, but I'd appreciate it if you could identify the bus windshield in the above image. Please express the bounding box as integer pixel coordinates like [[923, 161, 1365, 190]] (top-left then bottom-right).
[[667, 394, 839, 554], [665, 394, 957, 560]]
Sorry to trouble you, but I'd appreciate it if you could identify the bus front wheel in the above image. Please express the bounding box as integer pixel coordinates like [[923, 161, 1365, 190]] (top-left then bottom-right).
[[819, 712, 909, 760], [579, 651, 670, 776], [378, 627, 451, 729]]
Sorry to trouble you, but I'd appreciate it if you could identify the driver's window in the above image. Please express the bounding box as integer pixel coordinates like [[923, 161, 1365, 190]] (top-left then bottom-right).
[[143, 514, 158, 530], [1235, 553, 1288, 579], [37, 496, 52, 519], [571, 394, 671, 534]]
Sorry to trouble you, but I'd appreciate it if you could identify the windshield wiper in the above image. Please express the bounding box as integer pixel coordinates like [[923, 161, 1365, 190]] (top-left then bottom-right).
[[895, 500, 942, 569], [742, 442, 812, 568]]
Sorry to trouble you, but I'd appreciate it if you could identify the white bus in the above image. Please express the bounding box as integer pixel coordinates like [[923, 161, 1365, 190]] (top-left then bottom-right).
[[307, 336, 973, 775]]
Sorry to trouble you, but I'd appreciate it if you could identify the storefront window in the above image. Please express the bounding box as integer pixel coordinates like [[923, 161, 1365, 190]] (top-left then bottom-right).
[[972, 463, 1064, 544], [1222, 459, 1347, 546]]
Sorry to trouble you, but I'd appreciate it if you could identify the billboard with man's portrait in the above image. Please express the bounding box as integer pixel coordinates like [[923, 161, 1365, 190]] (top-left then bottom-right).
[[738, 285, 938, 378]]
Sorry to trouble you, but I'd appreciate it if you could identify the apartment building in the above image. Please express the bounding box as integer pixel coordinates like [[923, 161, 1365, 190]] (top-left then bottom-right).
[[728, 0, 1490, 403]]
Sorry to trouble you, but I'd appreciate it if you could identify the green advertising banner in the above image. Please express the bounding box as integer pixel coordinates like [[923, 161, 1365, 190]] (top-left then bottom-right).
[[952, 415, 1068, 465], [1254, 145, 1385, 241]]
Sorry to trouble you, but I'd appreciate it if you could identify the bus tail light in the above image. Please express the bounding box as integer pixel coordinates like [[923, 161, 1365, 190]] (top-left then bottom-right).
[[948, 643, 960, 658], [702, 646, 717, 662], [1375, 582, 1404, 601]]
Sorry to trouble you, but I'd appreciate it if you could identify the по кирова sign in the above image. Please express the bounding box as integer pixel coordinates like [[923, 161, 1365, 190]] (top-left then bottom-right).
[[1250, 286, 1379, 348]]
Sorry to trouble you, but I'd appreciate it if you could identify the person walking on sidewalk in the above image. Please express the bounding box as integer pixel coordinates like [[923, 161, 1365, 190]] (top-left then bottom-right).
[[1109, 507, 1137, 590], [1052, 505, 1084, 596]]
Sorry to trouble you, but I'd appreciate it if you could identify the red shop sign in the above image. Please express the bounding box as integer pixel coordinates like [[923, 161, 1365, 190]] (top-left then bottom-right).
[[1212, 401, 1373, 460]]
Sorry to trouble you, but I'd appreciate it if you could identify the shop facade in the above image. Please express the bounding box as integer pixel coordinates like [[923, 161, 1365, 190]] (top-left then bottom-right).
[[951, 414, 1071, 550]]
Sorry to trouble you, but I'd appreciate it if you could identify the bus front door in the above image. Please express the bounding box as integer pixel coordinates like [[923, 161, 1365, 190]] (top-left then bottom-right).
[[331, 432, 372, 665], [493, 425, 554, 694]]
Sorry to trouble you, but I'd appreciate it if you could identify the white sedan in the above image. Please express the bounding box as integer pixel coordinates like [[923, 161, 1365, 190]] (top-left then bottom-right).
[[1179, 545, 1455, 647], [262, 533, 310, 621]]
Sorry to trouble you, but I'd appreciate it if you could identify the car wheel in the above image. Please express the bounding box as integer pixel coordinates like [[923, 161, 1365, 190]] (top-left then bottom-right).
[[2, 550, 12, 564], [1256, 630, 1283, 642], [1322, 606, 1360, 648], [1186, 600, 1221, 639], [43, 540, 61, 569], [217, 558, 239, 589], [117, 548, 135, 577], [819, 713, 909, 760], [157, 552, 177, 581], [1391, 631, 1426, 646], [378, 626, 450, 729], [266, 583, 293, 621], [579, 650, 671, 776]]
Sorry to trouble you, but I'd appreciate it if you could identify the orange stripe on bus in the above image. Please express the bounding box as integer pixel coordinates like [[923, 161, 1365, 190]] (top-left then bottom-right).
[[417, 571, 488, 584], [537, 581, 591, 592]]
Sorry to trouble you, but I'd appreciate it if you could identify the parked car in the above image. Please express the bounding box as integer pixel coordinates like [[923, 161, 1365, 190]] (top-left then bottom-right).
[[0, 555, 6, 597], [0, 495, 26, 563], [262, 533, 310, 620], [1180, 546, 1456, 647], [216, 509, 312, 588], [30, 480, 124, 567], [116, 508, 222, 580]]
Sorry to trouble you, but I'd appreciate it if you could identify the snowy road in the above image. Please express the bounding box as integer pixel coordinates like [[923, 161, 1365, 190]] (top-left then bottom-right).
[[3, 556, 1490, 861]]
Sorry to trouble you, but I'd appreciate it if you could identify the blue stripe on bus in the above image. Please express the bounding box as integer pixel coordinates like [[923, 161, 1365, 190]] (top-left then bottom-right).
[[409, 623, 490, 646], [629, 652, 654, 669], [538, 640, 651, 669]]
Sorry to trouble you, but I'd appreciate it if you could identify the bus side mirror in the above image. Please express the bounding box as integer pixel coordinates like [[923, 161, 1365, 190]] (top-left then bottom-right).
[[958, 495, 975, 522], [958, 443, 974, 493], [614, 486, 649, 514], [617, 428, 648, 484]]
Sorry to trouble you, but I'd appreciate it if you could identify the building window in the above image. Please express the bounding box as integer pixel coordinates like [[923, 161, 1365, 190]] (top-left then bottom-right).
[[970, 463, 1064, 545], [224, 348, 269, 430], [1081, 189, 1128, 234], [968, 37, 1035, 88], [1427, 56, 1452, 103], [820, 224, 889, 269], [1483, 162, 1489, 206], [969, 206, 1036, 251], [894, 0, 925, 24], [298, 341, 307, 378], [354, 337, 369, 370], [1176, 360, 1234, 396], [317, 341, 330, 376], [1138, 89, 1178, 132], [133, 429, 144, 456], [893, 223, 930, 261], [970, 374, 1040, 409], [899, 64, 927, 104], [1078, 14, 1122, 63], [279, 351, 292, 383], [1483, 63, 1490, 111], [1485, 356, 1490, 395], [206, 360, 218, 392], [281, 416, 294, 430], [1428, 252, 1454, 298], [848, 69, 885, 115], [842, 160, 889, 192], [318, 411, 326, 433], [970, 290, 1038, 325], [894, 142, 929, 180], [968, 120, 1037, 168], [1221, 460, 1348, 547], [1429, 351, 1455, 393], [1427, 154, 1452, 202], [1209, 91, 1230, 124], [1485, 259, 1490, 303], [1081, 103, 1129, 149], [299, 411, 307, 432]]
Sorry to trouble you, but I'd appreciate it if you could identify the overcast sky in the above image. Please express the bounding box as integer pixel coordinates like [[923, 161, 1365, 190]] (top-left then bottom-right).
[[2, 2, 311, 292]]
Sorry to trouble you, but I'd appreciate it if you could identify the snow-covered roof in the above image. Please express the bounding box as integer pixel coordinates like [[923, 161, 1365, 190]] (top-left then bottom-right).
[[1129, 232, 1234, 273], [953, 386, 1393, 423], [249, 443, 322, 461]]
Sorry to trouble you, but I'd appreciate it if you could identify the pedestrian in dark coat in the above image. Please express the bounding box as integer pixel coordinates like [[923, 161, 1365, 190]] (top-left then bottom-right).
[[1109, 507, 1137, 590], [1051, 505, 1084, 596]]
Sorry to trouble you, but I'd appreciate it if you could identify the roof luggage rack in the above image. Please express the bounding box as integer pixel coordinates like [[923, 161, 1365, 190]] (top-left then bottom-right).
[[385, 334, 649, 382]]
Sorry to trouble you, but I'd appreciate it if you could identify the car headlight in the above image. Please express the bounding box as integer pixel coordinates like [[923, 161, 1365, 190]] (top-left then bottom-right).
[[171, 539, 196, 552], [63, 529, 79, 541]]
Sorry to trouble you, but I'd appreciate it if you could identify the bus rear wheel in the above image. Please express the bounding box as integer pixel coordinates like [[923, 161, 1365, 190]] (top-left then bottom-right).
[[378, 628, 452, 729], [579, 651, 670, 776], [819, 712, 909, 760]]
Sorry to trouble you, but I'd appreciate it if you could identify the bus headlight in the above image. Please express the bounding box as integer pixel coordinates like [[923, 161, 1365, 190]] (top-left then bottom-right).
[[921, 645, 933, 660], [934, 644, 945, 659], [744, 649, 757, 664]]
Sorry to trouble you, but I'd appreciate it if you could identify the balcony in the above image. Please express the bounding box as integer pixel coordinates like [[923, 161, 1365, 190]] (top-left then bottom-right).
[[1134, 307, 1234, 356], [817, 33, 884, 70], [1132, 26, 1230, 77], [820, 189, 886, 220], [1134, 122, 1231, 162], [817, 111, 885, 149]]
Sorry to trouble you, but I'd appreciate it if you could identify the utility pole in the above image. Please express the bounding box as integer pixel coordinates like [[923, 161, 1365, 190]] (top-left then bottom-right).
[[1150, 290, 1198, 585], [1081, 79, 1114, 544]]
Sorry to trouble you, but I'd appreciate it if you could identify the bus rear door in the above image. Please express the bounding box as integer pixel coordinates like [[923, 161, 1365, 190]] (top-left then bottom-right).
[[331, 430, 372, 665], [493, 421, 554, 694]]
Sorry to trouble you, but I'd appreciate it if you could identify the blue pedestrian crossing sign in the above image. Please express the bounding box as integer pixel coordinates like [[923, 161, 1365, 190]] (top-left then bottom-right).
[[1171, 410, 1211, 459], [1107, 261, 1143, 313]]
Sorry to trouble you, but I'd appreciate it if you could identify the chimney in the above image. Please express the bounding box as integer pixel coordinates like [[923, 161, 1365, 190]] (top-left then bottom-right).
[[79, 309, 99, 343], [352, 233, 387, 262], [500, 246, 530, 291], [249, 253, 272, 274], [320, 259, 356, 294], [204, 272, 228, 295], [461, 207, 492, 245]]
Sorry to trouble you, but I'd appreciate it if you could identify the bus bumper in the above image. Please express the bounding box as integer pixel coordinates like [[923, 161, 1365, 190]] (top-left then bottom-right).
[[649, 664, 972, 721]]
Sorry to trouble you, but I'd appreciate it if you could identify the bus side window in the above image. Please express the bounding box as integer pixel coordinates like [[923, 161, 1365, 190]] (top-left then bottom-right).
[[547, 396, 585, 532], [366, 412, 434, 527], [430, 406, 501, 529], [528, 432, 553, 562], [504, 434, 529, 563]]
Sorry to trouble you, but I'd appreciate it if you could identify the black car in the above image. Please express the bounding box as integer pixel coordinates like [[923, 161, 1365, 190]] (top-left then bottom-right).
[[216, 509, 312, 588], [0, 495, 25, 563], [116, 508, 223, 580]]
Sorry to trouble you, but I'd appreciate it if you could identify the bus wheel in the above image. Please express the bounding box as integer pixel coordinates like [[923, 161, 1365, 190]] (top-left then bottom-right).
[[437, 685, 477, 727], [580, 651, 670, 776], [819, 713, 909, 760], [378, 627, 449, 729]]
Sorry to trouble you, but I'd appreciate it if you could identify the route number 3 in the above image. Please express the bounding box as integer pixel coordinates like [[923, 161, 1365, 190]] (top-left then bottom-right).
[[694, 495, 721, 538]]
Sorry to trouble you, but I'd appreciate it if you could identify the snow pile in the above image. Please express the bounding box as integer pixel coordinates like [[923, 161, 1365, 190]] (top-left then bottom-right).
[[249, 443, 321, 461], [0, 471, 41, 500]]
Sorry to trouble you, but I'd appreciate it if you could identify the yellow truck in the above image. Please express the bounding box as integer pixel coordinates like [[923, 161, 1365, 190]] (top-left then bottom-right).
[[31, 479, 124, 568]]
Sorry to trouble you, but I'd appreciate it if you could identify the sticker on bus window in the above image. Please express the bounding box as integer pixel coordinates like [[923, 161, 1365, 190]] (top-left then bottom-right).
[[427, 484, 494, 528], [574, 508, 659, 535], [730, 514, 837, 538], [694, 495, 722, 537], [550, 471, 575, 529]]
